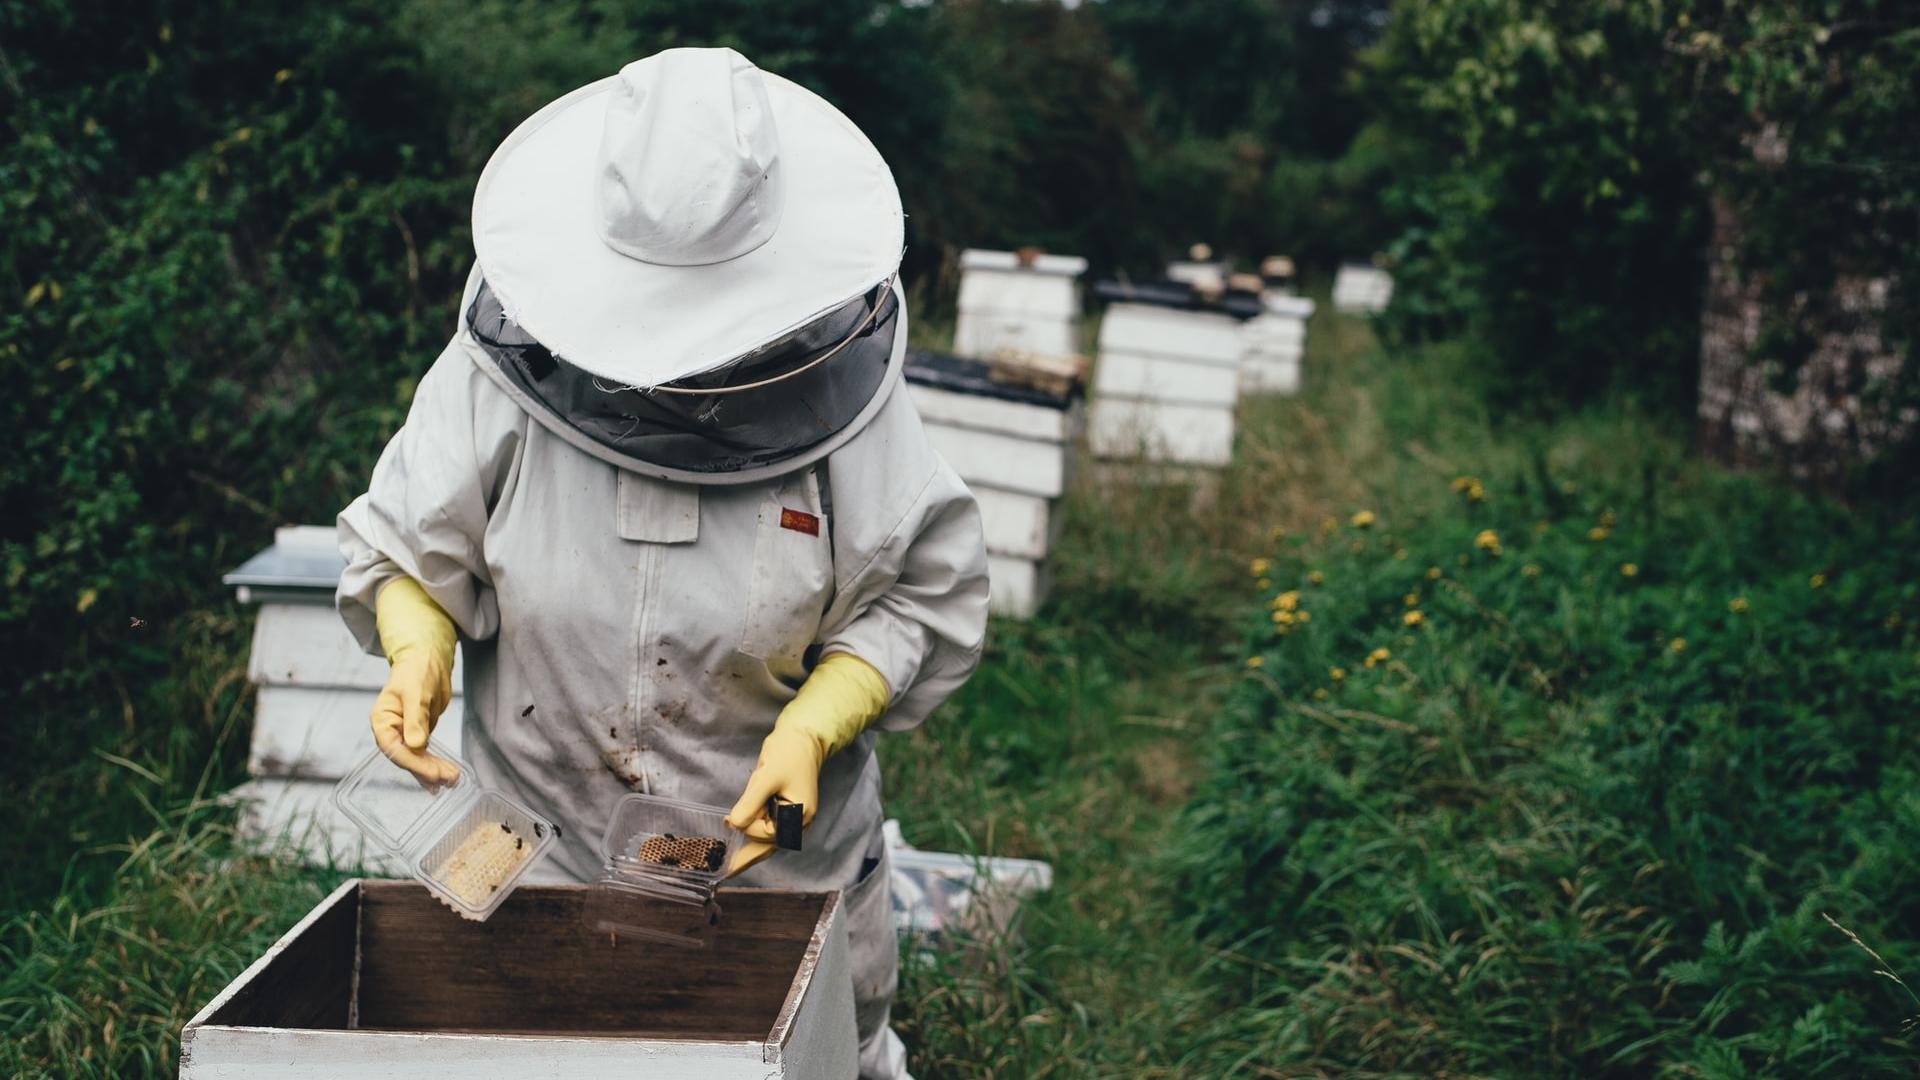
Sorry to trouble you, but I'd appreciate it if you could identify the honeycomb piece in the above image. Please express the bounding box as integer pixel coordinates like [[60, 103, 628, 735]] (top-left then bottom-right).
[[432, 819, 532, 911], [636, 833, 726, 873]]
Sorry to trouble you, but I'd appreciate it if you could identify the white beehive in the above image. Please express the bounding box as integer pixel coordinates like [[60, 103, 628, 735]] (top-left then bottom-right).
[[1241, 293, 1315, 395], [224, 525, 465, 869], [1333, 262, 1395, 314], [1164, 258, 1229, 293], [953, 248, 1086, 361], [1087, 301, 1247, 468], [906, 349, 1080, 619]]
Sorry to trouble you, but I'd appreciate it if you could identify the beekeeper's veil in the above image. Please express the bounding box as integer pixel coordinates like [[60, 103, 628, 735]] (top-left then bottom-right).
[[460, 47, 907, 485]]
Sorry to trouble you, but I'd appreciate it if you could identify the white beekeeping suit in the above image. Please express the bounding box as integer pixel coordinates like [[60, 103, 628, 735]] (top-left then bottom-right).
[[334, 48, 987, 1080]]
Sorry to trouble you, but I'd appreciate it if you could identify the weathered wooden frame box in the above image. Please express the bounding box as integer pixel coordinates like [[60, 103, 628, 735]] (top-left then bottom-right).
[[180, 880, 856, 1079]]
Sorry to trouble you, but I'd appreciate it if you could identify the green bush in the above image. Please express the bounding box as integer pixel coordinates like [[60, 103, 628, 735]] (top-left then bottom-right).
[[1369, 0, 1920, 421], [1181, 444, 1920, 1073]]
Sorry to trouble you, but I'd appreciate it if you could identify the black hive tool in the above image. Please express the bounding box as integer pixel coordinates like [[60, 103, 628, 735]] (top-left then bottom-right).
[[767, 796, 804, 851]]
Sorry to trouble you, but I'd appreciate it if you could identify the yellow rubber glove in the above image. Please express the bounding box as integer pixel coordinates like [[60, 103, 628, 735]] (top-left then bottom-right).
[[725, 652, 890, 876], [371, 577, 460, 786]]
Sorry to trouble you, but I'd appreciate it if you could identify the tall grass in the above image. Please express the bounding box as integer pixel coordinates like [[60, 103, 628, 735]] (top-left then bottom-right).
[[0, 799, 345, 1078]]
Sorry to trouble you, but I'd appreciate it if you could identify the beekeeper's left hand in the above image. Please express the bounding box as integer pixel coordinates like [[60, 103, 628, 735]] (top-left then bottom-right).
[[725, 652, 889, 875]]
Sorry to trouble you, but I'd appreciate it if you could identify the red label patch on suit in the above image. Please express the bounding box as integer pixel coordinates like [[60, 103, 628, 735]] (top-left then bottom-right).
[[779, 508, 820, 536]]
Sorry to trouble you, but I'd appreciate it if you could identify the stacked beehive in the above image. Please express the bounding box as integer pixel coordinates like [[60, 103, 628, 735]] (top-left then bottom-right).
[[1086, 283, 1255, 470], [915, 248, 1087, 619], [906, 350, 1080, 619], [953, 248, 1086, 359], [1240, 292, 1315, 395], [1333, 260, 1395, 313], [223, 525, 465, 869]]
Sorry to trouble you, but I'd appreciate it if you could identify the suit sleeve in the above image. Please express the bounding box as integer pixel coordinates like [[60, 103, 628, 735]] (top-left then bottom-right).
[[335, 340, 525, 655], [817, 408, 990, 733]]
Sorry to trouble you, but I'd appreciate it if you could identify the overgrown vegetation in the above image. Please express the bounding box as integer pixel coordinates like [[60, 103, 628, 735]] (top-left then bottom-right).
[[1180, 344, 1920, 1073], [1372, 0, 1920, 417]]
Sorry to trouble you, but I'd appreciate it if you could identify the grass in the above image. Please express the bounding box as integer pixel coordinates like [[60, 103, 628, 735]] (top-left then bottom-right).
[[5, 291, 1914, 1076]]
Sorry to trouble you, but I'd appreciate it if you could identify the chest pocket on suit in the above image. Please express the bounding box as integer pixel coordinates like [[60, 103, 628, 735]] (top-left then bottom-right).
[[739, 469, 835, 670]]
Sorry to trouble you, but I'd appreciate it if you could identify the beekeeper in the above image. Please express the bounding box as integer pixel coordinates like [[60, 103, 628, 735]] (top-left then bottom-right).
[[334, 47, 987, 1079]]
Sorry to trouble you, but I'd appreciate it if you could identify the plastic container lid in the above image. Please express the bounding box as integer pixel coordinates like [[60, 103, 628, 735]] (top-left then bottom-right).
[[332, 740, 557, 922], [586, 793, 744, 947]]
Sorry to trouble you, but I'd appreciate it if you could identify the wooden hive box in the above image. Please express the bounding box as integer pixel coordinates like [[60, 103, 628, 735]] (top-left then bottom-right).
[[953, 248, 1086, 361], [224, 526, 466, 869], [1087, 301, 1247, 469], [905, 349, 1080, 620], [179, 881, 856, 1079]]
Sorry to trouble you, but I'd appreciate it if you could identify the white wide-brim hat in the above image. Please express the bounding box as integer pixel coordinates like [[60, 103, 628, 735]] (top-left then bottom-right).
[[471, 47, 904, 389]]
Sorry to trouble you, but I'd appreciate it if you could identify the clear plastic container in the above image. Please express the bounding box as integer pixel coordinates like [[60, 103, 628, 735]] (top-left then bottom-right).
[[332, 740, 556, 922], [585, 793, 744, 947]]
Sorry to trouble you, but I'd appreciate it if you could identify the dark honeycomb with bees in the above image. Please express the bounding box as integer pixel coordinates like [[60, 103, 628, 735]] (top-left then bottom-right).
[[636, 833, 727, 873]]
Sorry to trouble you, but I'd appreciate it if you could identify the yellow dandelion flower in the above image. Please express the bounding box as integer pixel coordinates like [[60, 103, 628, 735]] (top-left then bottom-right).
[[1403, 592, 1420, 607], [1467, 481, 1486, 502], [1272, 590, 1301, 612], [1728, 597, 1750, 614], [1474, 529, 1502, 555], [1599, 510, 1617, 527], [1670, 638, 1687, 653], [1351, 510, 1376, 529], [1256, 577, 1272, 590], [1312, 688, 1330, 700], [1450, 476, 1477, 493], [1308, 570, 1325, 585], [1267, 525, 1287, 543], [1296, 611, 1311, 623], [1588, 526, 1610, 541], [1329, 666, 1346, 681], [1246, 656, 1264, 669], [1522, 564, 1541, 579], [1365, 647, 1391, 668], [1426, 566, 1442, 580], [1272, 610, 1296, 626], [1403, 609, 1426, 627], [1809, 573, 1826, 589], [1620, 563, 1638, 578], [1249, 557, 1272, 578]]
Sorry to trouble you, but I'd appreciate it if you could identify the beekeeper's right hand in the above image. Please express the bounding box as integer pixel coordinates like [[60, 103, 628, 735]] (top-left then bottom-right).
[[371, 577, 461, 786]]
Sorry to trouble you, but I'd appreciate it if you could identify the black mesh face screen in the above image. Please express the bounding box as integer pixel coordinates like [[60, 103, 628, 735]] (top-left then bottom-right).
[[466, 280, 896, 475]]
